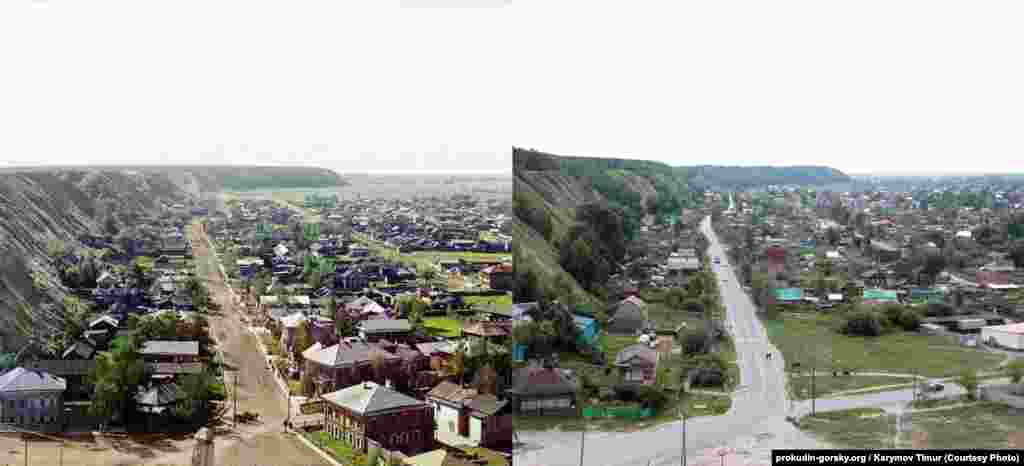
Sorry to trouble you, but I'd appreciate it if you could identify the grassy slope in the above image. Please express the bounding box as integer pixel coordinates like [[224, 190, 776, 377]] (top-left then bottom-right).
[[513, 218, 601, 309]]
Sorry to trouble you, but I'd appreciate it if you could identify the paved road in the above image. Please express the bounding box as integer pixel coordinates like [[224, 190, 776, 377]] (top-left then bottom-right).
[[514, 217, 824, 466]]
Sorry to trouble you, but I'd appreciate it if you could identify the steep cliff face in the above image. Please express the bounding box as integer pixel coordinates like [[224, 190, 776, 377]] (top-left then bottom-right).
[[0, 165, 345, 351]]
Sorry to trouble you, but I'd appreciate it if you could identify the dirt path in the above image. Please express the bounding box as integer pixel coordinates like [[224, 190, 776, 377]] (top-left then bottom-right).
[[134, 222, 329, 466]]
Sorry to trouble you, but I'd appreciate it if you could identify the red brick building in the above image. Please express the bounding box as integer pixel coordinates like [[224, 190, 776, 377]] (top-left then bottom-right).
[[321, 381, 435, 456]]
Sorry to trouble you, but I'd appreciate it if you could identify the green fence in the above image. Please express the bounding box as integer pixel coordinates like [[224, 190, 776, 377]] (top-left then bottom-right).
[[582, 406, 655, 419]]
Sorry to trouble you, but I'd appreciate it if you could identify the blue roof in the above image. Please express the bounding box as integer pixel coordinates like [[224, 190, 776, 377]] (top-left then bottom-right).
[[572, 314, 596, 326]]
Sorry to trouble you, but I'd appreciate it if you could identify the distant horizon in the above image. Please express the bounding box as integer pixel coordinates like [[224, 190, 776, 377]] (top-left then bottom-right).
[[0, 164, 511, 177]]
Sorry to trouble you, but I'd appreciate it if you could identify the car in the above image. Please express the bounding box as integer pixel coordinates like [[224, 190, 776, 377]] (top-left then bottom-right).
[[923, 382, 944, 392]]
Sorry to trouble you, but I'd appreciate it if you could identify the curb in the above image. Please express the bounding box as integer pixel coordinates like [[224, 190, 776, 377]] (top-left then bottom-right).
[[293, 431, 345, 466]]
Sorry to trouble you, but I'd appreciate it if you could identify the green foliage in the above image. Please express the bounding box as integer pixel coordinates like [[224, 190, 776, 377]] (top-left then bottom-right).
[[687, 165, 849, 189], [173, 370, 217, 420], [664, 288, 688, 309], [88, 336, 146, 420], [841, 310, 885, 337], [514, 190, 554, 240], [1005, 359, 1024, 385], [292, 321, 315, 363], [957, 367, 979, 401], [558, 227, 611, 293]]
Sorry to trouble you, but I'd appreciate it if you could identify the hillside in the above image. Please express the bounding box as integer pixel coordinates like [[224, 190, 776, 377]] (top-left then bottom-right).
[[0, 166, 346, 351], [512, 146, 849, 312], [1, 165, 348, 194], [513, 148, 696, 310], [687, 165, 850, 189]]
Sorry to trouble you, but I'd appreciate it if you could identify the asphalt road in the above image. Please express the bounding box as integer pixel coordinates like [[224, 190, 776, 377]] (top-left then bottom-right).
[[514, 217, 824, 466]]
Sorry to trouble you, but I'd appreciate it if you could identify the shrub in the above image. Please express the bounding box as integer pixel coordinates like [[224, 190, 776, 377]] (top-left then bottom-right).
[[841, 311, 884, 337], [612, 383, 643, 402], [636, 385, 669, 410], [925, 303, 955, 317], [896, 309, 922, 331], [1006, 359, 1024, 385], [690, 368, 725, 388]]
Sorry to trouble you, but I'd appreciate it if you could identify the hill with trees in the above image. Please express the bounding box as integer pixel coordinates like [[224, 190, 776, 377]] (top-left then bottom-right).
[[513, 146, 848, 313]]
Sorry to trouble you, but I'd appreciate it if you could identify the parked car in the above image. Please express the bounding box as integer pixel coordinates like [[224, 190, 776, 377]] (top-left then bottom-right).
[[924, 381, 944, 392]]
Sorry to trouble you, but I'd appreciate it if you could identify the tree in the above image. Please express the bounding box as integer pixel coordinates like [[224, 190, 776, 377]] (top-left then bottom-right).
[[104, 216, 120, 236], [174, 370, 215, 422], [476, 363, 498, 395], [826, 227, 840, 247], [921, 253, 947, 283], [88, 336, 146, 422], [131, 259, 149, 288], [306, 270, 322, 288], [292, 320, 315, 366], [369, 350, 387, 384], [841, 310, 884, 337], [448, 348, 467, 386], [1010, 243, 1024, 268], [1005, 359, 1024, 385], [957, 367, 979, 401]]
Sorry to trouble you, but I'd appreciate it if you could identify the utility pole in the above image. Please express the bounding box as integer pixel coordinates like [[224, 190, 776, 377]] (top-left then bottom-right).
[[810, 357, 817, 416], [579, 426, 585, 466], [680, 404, 688, 466], [233, 371, 239, 427]]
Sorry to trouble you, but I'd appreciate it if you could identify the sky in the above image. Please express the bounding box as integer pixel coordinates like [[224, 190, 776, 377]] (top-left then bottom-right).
[[0, 0, 511, 174], [4, 3, 1023, 176], [509, 1, 1024, 175]]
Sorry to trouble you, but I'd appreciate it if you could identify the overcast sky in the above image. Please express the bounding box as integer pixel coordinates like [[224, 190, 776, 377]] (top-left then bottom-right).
[[4, 2, 1023, 176], [510, 1, 1024, 175], [0, 1, 510, 174]]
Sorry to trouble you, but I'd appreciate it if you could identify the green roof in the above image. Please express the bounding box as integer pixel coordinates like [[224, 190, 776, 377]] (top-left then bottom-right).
[[862, 289, 898, 301], [775, 288, 803, 302]]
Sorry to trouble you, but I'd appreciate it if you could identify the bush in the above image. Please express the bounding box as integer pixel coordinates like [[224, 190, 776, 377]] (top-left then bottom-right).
[[207, 381, 227, 401], [925, 303, 955, 317], [896, 309, 922, 331], [690, 368, 725, 387], [636, 385, 669, 410], [841, 311, 884, 337], [612, 383, 643, 402]]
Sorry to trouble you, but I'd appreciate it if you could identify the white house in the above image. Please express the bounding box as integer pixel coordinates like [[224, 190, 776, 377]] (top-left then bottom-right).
[[981, 323, 1024, 350]]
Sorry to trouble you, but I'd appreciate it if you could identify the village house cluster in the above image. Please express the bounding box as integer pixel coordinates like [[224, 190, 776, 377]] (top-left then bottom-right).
[[1, 201, 217, 433], [718, 183, 1024, 351], [208, 193, 516, 464]]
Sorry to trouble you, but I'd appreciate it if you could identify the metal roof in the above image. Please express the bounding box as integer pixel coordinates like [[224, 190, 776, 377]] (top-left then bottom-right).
[[141, 340, 199, 356], [322, 381, 425, 415], [0, 367, 67, 392]]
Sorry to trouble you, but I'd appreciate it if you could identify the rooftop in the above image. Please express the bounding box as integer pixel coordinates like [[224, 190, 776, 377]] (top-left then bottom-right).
[[141, 340, 200, 357], [0, 367, 67, 392], [322, 381, 426, 416]]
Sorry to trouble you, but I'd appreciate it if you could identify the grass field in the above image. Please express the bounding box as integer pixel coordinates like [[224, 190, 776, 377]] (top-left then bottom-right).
[[798, 407, 890, 448], [514, 391, 731, 432], [302, 431, 365, 465], [424, 317, 464, 338], [352, 233, 510, 271], [789, 375, 918, 400], [800, 403, 1024, 449], [763, 312, 1005, 377], [466, 294, 513, 309], [646, 303, 707, 333]]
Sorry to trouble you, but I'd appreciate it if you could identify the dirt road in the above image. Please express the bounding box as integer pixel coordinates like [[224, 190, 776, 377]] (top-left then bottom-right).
[[0, 223, 330, 466]]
